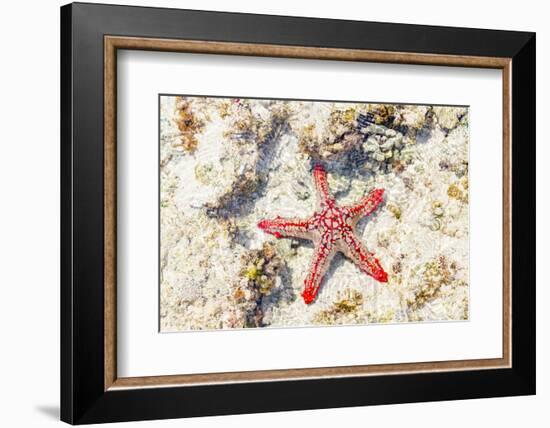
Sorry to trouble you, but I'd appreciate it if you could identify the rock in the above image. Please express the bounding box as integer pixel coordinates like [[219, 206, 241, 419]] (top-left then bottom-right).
[[389, 135, 403, 146], [380, 140, 394, 152], [433, 207, 444, 217], [363, 142, 378, 152], [367, 135, 381, 145], [373, 152, 386, 162], [433, 106, 467, 130], [327, 174, 352, 195], [365, 124, 387, 135], [397, 105, 428, 130]]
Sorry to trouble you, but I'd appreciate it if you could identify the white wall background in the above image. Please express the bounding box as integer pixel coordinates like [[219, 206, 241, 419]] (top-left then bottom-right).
[[0, 0, 545, 426]]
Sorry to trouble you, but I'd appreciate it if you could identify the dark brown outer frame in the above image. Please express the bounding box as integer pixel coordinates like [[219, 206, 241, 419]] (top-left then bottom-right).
[[104, 35, 512, 391], [62, 2, 535, 424]]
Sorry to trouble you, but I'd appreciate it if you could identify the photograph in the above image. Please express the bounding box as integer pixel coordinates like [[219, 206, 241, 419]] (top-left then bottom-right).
[[160, 95, 470, 331]]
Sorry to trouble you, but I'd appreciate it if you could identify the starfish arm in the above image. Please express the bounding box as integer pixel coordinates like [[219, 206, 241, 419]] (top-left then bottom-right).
[[313, 164, 333, 207], [344, 188, 385, 222], [302, 233, 335, 304], [341, 231, 388, 283], [257, 217, 312, 240]]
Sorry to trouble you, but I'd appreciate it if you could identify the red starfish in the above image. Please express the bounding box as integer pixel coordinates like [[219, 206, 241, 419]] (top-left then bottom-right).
[[258, 164, 388, 304]]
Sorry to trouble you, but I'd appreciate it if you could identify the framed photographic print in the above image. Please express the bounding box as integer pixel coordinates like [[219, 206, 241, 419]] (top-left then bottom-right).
[[60, 2, 536, 424]]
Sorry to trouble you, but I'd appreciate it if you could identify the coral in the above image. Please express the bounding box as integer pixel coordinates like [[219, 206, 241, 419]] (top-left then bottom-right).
[[174, 96, 204, 153], [386, 203, 402, 220], [433, 106, 468, 132], [393, 105, 429, 131], [313, 289, 364, 325], [223, 99, 291, 144], [230, 242, 286, 328], [407, 256, 457, 311], [447, 177, 469, 203], [296, 104, 419, 175], [364, 104, 396, 126], [361, 124, 412, 173]]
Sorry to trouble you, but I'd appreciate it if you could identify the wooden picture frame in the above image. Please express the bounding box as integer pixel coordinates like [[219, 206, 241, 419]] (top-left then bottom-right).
[[61, 2, 535, 424]]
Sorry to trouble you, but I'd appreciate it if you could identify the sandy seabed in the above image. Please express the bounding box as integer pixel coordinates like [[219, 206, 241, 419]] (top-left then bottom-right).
[[159, 95, 470, 332]]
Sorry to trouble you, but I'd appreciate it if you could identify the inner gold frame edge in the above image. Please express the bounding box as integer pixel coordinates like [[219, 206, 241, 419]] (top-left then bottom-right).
[[104, 35, 512, 391]]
